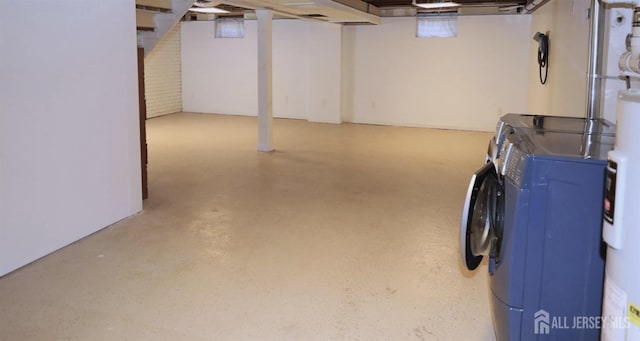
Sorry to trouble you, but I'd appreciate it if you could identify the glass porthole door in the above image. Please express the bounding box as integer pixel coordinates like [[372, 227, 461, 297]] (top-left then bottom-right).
[[460, 162, 503, 271]]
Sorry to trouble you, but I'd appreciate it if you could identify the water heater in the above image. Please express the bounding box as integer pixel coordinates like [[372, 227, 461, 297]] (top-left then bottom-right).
[[602, 89, 640, 340]]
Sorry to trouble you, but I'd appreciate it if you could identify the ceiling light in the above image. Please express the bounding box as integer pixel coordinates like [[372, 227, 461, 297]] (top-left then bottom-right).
[[283, 2, 317, 6], [194, 1, 221, 7], [412, 1, 461, 9], [188, 7, 230, 14]]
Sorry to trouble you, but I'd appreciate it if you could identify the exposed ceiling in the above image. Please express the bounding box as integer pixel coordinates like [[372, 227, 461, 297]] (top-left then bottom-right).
[[366, 0, 526, 9], [189, 0, 541, 25], [234, 0, 382, 22], [374, 0, 530, 17]]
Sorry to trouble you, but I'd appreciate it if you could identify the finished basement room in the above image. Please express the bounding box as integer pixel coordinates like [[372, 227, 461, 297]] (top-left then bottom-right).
[[2, 0, 637, 340]]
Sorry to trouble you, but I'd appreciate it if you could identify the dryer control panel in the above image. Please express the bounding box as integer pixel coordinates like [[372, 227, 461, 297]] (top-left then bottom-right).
[[503, 142, 526, 188]]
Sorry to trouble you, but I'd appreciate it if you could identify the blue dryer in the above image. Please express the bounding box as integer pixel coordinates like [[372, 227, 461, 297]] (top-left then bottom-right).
[[461, 115, 615, 340]]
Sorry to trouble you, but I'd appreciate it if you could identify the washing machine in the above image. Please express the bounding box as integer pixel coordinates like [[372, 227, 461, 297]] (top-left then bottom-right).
[[461, 114, 615, 340]]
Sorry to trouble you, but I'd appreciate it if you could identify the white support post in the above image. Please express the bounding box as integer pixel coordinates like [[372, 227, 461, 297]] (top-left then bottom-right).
[[256, 9, 274, 152]]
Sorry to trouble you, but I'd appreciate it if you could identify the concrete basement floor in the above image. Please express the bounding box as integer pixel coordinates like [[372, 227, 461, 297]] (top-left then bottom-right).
[[0, 112, 496, 340]]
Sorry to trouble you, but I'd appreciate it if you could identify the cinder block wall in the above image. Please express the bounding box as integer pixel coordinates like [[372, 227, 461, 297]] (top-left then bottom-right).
[[145, 24, 182, 118]]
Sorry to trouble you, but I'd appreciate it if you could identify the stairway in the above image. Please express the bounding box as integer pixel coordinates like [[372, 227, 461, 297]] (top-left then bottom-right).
[[136, 0, 197, 56]]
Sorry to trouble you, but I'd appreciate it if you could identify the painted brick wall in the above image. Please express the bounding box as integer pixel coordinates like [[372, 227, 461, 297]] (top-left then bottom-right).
[[145, 24, 182, 118]]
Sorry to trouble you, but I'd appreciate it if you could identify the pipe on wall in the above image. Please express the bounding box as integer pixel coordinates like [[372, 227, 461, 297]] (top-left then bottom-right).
[[617, 10, 640, 75], [599, 1, 640, 84], [585, 0, 606, 120]]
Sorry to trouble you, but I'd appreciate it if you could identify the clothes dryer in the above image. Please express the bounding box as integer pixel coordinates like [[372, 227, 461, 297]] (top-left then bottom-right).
[[461, 115, 615, 340]]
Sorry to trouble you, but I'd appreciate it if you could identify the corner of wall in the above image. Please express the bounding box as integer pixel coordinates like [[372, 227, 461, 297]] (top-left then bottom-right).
[[526, 0, 591, 117]]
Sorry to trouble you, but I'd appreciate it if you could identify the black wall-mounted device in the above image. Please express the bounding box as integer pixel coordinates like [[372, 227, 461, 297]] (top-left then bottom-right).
[[533, 32, 549, 85]]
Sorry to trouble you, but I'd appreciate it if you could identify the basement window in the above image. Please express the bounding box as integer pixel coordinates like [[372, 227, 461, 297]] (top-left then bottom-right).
[[416, 15, 457, 38], [215, 17, 245, 38]]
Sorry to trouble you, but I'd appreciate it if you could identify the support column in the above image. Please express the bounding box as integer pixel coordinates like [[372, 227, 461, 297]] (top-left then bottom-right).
[[256, 9, 274, 152]]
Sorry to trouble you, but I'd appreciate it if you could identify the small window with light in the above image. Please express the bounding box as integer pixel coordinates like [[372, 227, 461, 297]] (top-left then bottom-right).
[[416, 14, 457, 38], [215, 17, 245, 38]]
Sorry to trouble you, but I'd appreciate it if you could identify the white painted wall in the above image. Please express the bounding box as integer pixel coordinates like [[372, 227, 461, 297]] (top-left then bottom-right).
[[342, 15, 532, 132], [272, 20, 309, 121], [0, 0, 142, 276], [308, 23, 342, 124], [145, 24, 183, 118], [182, 16, 530, 131], [182, 21, 259, 117], [181, 20, 342, 123], [527, 0, 591, 117]]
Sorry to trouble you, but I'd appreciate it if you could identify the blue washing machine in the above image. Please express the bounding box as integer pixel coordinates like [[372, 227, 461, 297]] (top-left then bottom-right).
[[461, 114, 615, 340]]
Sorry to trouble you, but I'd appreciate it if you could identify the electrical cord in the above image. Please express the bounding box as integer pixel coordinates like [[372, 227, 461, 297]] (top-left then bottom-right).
[[539, 47, 548, 84]]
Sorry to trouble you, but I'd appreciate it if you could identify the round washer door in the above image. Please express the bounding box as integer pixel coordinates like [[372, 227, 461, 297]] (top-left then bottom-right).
[[460, 162, 502, 271]]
